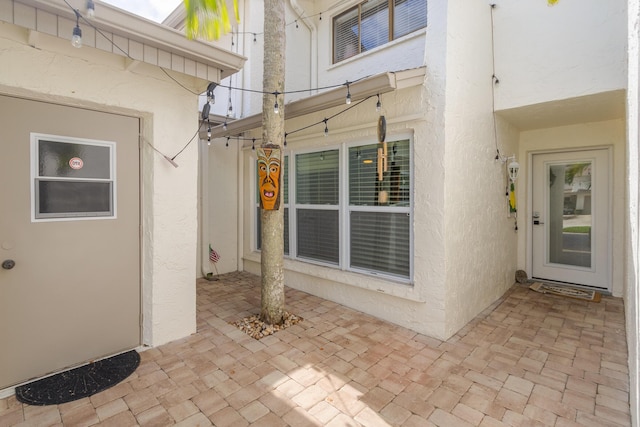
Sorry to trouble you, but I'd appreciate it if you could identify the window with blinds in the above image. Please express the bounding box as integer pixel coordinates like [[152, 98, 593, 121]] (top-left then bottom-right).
[[255, 140, 412, 282], [295, 150, 340, 264], [333, 0, 427, 63], [348, 140, 411, 277]]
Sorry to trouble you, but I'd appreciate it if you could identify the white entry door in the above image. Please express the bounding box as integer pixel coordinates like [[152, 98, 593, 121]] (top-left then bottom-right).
[[531, 149, 611, 290], [0, 96, 141, 389]]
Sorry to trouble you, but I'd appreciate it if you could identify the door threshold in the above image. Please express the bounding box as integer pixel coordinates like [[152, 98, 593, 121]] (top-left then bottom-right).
[[530, 278, 611, 296]]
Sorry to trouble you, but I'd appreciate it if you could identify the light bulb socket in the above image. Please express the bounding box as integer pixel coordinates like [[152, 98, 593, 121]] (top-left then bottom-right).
[[71, 25, 82, 48], [86, 0, 95, 18]]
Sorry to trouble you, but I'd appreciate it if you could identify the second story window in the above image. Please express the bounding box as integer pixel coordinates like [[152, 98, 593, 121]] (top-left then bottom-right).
[[333, 0, 427, 64]]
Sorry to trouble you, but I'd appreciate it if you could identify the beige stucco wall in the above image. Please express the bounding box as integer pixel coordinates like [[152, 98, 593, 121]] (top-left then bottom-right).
[[240, 82, 449, 337], [0, 23, 201, 347], [441, 0, 519, 337], [230, 0, 520, 340], [516, 119, 626, 298]]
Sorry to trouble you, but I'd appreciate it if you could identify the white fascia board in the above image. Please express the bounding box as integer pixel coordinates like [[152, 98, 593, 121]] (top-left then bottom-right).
[[14, 0, 246, 78]]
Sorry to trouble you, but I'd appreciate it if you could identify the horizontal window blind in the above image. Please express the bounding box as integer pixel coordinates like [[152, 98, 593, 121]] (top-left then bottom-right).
[[297, 209, 339, 264], [394, 0, 427, 39], [296, 150, 339, 205], [348, 139, 411, 278], [349, 140, 411, 207], [361, 0, 389, 52], [350, 211, 410, 277], [334, 8, 359, 63]]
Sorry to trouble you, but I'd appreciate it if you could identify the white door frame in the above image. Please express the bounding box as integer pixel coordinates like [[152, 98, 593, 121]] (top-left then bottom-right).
[[526, 146, 613, 292]]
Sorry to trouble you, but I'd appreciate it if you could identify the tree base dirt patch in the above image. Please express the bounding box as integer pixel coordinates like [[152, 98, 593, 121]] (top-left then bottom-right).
[[231, 312, 303, 339]]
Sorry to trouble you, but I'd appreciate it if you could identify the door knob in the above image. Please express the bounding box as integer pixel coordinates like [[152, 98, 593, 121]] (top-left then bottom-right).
[[2, 259, 15, 270]]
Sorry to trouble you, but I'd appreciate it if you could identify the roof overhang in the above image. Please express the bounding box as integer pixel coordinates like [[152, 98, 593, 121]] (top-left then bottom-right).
[[14, 0, 246, 79], [207, 67, 426, 139]]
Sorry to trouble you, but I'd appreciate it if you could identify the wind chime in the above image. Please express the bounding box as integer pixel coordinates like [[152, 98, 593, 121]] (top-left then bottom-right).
[[377, 114, 388, 204]]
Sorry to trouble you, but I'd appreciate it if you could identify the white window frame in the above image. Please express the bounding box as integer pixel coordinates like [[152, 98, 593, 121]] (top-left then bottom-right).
[[30, 133, 116, 222], [332, 0, 428, 64], [254, 134, 414, 284]]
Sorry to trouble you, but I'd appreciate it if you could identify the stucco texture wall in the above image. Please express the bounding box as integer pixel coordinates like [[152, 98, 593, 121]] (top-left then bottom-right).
[[627, 1, 640, 424], [441, 0, 519, 338], [0, 23, 201, 347], [240, 81, 449, 338]]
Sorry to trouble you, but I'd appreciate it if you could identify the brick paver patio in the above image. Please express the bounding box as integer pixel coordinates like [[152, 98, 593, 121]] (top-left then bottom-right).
[[0, 271, 631, 426]]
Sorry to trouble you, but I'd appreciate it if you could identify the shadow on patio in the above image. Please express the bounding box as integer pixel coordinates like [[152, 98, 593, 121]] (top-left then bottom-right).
[[0, 271, 631, 426]]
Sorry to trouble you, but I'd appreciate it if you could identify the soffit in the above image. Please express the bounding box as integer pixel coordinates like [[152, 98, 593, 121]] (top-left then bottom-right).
[[496, 90, 626, 131], [207, 67, 426, 139], [5, 0, 246, 80]]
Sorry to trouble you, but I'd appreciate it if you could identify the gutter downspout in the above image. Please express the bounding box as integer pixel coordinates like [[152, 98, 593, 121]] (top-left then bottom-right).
[[199, 138, 213, 279], [290, 0, 317, 92]]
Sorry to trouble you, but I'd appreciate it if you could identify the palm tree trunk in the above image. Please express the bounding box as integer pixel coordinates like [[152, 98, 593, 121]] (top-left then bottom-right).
[[260, 0, 286, 325]]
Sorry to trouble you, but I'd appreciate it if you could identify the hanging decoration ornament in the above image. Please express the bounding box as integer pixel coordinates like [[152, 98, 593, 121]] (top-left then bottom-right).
[[377, 115, 386, 143], [256, 144, 282, 210]]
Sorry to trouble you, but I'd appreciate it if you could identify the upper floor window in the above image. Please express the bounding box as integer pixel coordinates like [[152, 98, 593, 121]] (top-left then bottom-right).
[[333, 0, 427, 63]]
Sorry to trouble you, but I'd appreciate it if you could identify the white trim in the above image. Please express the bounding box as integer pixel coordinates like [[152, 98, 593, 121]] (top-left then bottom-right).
[[252, 131, 415, 287], [30, 132, 117, 222], [526, 146, 613, 292]]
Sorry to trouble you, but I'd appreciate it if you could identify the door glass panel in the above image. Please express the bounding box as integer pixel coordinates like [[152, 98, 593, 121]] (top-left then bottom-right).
[[39, 140, 111, 179], [548, 162, 592, 268], [33, 135, 115, 220]]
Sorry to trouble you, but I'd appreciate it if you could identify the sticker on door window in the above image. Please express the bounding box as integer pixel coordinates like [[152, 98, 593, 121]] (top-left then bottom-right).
[[68, 157, 84, 170]]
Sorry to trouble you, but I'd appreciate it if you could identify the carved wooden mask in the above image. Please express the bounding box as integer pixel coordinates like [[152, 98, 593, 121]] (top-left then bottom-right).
[[257, 147, 281, 210]]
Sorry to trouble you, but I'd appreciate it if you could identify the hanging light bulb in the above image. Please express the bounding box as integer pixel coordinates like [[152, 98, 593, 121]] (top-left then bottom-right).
[[206, 82, 216, 104], [207, 138, 211, 146], [323, 119, 329, 136], [226, 137, 230, 147], [376, 94, 381, 113], [284, 133, 288, 147], [345, 82, 351, 105], [86, 0, 95, 18], [252, 138, 255, 150], [228, 99, 233, 115], [223, 121, 228, 130], [207, 126, 212, 139], [71, 10, 82, 48], [253, 33, 257, 42], [274, 101, 279, 114], [295, 20, 299, 29]]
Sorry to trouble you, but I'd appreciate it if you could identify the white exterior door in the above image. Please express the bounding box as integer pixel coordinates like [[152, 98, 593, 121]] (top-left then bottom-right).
[[0, 96, 141, 389], [531, 149, 611, 290]]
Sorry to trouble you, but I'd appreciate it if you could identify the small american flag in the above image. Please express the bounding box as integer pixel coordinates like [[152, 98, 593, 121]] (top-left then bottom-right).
[[209, 245, 220, 263]]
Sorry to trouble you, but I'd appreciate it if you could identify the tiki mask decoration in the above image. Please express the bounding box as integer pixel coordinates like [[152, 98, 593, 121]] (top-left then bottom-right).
[[257, 146, 282, 210]]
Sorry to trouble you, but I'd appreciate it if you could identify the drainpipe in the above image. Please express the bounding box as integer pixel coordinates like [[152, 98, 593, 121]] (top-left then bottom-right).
[[199, 138, 213, 279], [290, 0, 317, 92]]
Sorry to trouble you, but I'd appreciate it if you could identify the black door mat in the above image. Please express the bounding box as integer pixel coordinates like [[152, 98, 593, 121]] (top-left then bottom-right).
[[15, 350, 140, 406]]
